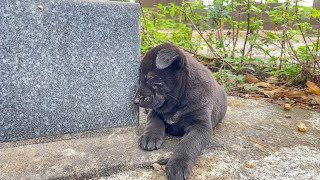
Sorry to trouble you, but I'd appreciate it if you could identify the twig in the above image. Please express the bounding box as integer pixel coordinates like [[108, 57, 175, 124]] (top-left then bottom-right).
[[179, 46, 221, 61], [260, 31, 284, 49], [246, 10, 260, 59], [286, 36, 312, 77], [255, 45, 274, 58], [242, 0, 251, 57], [218, 22, 227, 56], [315, 29, 320, 73], [280, 3, 288, 70], [232, 0, 241, 58], [183, 10, 221, 58], [239, 135, 271, 153], [138, 0, 147, 32], [231, 0, 235, 58], [298, 25, 320, 69]]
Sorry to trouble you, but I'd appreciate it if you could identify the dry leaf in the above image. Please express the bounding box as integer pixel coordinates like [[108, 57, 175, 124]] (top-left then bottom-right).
[[254, 82, 273, 88], [245, 75, 259, 83], [261, 89, 284, 98], [297, 123, 307, 132], [261, 88, 307, 99], [267, 76, 279, 84], [284, 103, 291, 110], [279, 91, 307, 98], [306, 95, 320, 105], [245, 163, 255, 168], [306, 81, 320, 96], [315, 96, 320, 105], [237, 84, 244, 88]]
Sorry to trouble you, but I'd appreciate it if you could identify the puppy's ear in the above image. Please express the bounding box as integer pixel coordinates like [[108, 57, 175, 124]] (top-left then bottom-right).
[[155, 49, 182, 70]]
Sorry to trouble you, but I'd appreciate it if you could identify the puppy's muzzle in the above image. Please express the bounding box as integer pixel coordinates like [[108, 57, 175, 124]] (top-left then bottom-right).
[[134, 95, 142, 104], [134, 94, 151, 105]]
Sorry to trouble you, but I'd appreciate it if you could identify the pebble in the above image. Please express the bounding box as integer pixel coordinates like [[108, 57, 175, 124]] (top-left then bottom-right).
[[152, 163, 162, 171], [284, 103, 291, 110], [161, 165, 166, 171], [297, 123, 307, 132]]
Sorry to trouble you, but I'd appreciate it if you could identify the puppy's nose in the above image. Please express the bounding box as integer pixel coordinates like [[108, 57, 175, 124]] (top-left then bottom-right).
[[134, 95, 141, 104]]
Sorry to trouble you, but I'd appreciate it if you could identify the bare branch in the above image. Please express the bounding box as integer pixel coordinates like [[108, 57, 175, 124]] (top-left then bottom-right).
[[182, 9, 221, 58]]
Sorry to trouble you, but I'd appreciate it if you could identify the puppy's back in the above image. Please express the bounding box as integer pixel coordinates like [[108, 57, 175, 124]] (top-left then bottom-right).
[[184, 52, 227, 126]]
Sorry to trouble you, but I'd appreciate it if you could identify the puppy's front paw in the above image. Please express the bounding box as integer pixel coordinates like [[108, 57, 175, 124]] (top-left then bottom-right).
[[139, 133, 164, 151], [166, 158, 192, 180]]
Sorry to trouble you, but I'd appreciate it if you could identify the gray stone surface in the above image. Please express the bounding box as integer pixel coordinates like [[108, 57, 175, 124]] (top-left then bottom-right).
[[0, 0, 140, 141], [0, 96, 319, 180]]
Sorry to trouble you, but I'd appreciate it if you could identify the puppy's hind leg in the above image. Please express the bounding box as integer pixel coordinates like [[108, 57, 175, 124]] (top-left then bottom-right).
[[139, 110, 165, 151]]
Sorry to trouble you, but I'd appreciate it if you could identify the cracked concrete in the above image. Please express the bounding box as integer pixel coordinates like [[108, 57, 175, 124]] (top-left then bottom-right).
[[0, 96, 319, 180]]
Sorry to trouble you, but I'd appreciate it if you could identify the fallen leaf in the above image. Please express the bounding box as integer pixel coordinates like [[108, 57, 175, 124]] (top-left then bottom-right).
[[261, 88, 307, 99], [237, 84, 244, 88], [315, 96, 320, 105], [278, 91, 307, 98], [230, 78, 238, 85], [254, 82, 273, 88], [261, 89, 284, 98], [267, 76, 279, 84], [245, 163, 255, 168], [306, 81, 320, 96], [244, 75, 259, 83], [297, 123, 307, 132], [284, 103, 291, 110]]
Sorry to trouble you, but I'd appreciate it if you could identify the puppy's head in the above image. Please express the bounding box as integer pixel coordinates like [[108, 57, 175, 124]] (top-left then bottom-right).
[[134, 43, 186, 111]]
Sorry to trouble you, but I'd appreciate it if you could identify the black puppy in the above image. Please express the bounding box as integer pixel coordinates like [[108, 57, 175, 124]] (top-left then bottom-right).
[[134, 43, 227, 180]]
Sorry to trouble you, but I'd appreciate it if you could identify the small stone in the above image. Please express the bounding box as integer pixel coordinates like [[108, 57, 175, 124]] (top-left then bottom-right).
[[297, 123, 307, 132], [245, 163, 255, 168], [152, 163, 161, 171], [37, 5, 44, 11], [283, 97, 290, 102], [283, 103, 291, 110], [161, 165, 166, 171]]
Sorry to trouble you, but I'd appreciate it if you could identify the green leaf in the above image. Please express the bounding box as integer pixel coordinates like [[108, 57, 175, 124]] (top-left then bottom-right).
[[169, 9, 175, 17], [236, 75, 244, 82]]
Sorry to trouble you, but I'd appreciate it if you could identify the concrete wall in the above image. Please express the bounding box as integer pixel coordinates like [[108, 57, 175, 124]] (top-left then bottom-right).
[[0, 0, 140, 141]]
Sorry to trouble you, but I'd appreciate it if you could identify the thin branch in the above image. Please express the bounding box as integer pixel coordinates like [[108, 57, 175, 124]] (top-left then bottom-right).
[[179, 46, 221, 61], [138, 0, 147, 32], [298, 25, 319, 69], [232, 0, 241, 58], [315, 29, 320, 73], [183, 10, 221, 58], [286, 36, 312, 77], [242, 0, 251, 57], [218, 22, 227, 56], [231, 0, 235, 58]]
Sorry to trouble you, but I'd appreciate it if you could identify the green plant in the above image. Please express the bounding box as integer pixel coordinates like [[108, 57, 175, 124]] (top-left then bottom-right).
[[140, 2, 205, 54], [140, 0, 320, 89]]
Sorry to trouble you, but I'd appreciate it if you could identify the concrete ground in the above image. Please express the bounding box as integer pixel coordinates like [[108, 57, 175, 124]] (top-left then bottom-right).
[[0, 96, 319, 180]]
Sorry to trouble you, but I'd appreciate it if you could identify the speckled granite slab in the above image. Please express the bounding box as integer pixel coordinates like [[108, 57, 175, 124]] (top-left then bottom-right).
[[0, 0, 140, 141]]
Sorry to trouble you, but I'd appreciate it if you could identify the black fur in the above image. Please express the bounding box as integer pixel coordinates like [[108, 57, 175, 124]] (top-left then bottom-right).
[[134, 43, 227, 180]]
